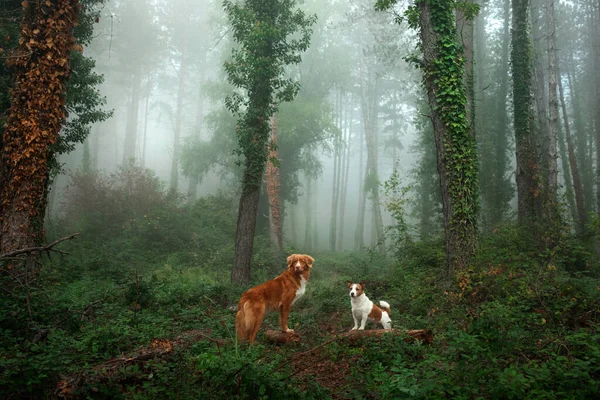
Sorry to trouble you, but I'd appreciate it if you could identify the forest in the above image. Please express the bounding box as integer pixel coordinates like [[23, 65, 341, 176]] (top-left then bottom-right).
[[0, 0, 599, 398]]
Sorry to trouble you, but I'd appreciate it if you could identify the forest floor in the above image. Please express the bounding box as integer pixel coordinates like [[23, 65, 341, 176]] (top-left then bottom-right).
[[2, 231, 599, 399]]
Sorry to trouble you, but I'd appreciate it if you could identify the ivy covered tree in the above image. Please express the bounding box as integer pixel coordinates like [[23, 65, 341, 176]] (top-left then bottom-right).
[[377, 0, 480, 273], [0, 0, 81, 254], [224, 0, 316, 285]]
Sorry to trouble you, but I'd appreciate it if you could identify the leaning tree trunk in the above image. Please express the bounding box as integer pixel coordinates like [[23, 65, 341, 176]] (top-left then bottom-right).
[[512, 0, 541, 229], [558, 63, 586, 232], [0, 0, 79, 254], [140, 90, 150, 169], [304, 177, 313, 251], [266, 114, 283, 252], [329, 90, 342, 251], [417, 0, 479, 273]]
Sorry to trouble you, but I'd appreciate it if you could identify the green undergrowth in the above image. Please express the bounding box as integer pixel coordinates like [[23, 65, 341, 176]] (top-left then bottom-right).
[[2, 166, 599, 398]]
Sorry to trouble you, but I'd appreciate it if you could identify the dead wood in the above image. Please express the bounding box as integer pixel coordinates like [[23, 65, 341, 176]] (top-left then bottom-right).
[[265, 329, 301, 344], [0, 233, 79, 260], [56, 329, 225, 398]]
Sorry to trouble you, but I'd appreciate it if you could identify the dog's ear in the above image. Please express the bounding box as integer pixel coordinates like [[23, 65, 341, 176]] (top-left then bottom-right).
[[304, 255, 314, 268], [287, 254, 296, 268], [346, 280, 353, 288], [359, 281, 366, 288]]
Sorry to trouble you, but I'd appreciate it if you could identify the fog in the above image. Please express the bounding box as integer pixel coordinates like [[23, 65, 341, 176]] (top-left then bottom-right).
[[49, 0, 598, 251]]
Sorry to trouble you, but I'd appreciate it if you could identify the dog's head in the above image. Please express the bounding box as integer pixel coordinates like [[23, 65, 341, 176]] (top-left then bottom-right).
[[347, 281, 366, 298], [287, 254, 314, 276]]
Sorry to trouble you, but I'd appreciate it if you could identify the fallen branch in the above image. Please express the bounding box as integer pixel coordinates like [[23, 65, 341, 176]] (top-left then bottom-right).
[[0, 233, 79, 260], [267, 328, 433, 347], [56, 329, 225, 398]]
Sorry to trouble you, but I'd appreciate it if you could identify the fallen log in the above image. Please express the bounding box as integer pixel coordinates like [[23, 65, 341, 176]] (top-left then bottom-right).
[[265, 329, 301, 344], [266, 328, 433, 346], [344, 328, 433, 344]]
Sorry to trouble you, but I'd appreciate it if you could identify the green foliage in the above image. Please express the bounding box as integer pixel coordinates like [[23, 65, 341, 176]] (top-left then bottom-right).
[[223, 0, 316, 193]]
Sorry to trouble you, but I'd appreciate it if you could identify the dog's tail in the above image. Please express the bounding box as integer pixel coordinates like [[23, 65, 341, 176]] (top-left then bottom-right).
[[379, 300, 391, 316], [235, 298, 250, 342]]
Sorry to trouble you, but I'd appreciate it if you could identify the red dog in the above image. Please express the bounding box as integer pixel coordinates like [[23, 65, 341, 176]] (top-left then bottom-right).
[[235, 254, 314, 344]]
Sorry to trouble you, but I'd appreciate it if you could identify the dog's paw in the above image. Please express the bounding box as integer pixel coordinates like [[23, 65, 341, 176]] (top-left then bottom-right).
[[285, 329, 295, 333], [351, 327, 357, 331], [358, 327, 365, 330]]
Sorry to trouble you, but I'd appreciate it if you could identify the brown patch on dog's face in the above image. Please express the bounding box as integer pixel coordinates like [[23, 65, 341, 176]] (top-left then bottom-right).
[[287, 254, 314, 274], [348, 282, 364, 298]]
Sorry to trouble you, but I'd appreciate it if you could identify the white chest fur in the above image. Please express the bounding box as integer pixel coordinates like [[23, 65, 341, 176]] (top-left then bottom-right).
[[351, 294, 373, 316], [292, 276, 307, 305]]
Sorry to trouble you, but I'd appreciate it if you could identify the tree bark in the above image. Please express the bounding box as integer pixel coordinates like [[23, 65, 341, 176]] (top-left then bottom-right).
[[232, 178, 261, 285], [418, 0, 479, 273], [512, 0, 541, 229], [0, 0, 79, 254]]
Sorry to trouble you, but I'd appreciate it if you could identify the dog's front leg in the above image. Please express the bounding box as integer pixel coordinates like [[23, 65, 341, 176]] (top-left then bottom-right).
[[351, 313, 359, 331], [279, 304, 294, 333], [358, 312, 368, 330]]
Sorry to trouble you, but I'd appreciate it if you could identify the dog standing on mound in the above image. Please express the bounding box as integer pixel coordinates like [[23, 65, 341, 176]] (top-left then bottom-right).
[[347, 281, 392, 330], [236, 254, 314, 344]]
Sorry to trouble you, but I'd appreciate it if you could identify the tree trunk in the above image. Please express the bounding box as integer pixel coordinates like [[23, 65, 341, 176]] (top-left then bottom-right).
[[123, 66, 141, 163], [558, 64, 586, 232], [304, 177, 313, 251], [337, 104, 352, 251], [170, 42, 188, 192], [530, 0, 549, 181], [557, 118, 577, 226], [187, 86, 205, 203], [329, 90, 341, 251], [232, 179, 261, 285], [456, 0, 475, 138], [512, 0, 541, 229], [0, 0, 79, 254], [418, 0, 479, 273], [567, 57, 593, 214], [544, 0, 559, 200], [266, 114, 283, 251], [141, 94, 150, 169], [91, 124, 100, 171]]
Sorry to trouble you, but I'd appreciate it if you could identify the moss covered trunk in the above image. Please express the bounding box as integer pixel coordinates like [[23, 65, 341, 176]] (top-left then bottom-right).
[[418, 0, 479, 273]]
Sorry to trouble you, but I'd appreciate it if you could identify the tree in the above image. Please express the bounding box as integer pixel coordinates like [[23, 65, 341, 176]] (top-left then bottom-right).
[[224, 0, 315, 285], [511, 0, 540, 229], [0, 0, 80, 254], [378, 0, 479, 273]]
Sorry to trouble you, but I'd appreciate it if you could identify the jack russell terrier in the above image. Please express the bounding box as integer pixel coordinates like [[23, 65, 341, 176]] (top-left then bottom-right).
[[347, 281, 392, 330]]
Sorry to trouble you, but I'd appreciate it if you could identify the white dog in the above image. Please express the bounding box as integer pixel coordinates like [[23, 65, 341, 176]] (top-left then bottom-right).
[[347, 281, 392, 330]]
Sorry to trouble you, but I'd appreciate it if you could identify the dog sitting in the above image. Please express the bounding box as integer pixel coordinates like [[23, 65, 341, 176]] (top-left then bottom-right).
[[235, 254, 314, 344], [347, 281, 392, 330]]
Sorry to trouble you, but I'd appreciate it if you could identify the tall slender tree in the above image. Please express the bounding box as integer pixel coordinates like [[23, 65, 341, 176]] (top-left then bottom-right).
[[512, 0, 541, 230], [224, 0, 315, 285]]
